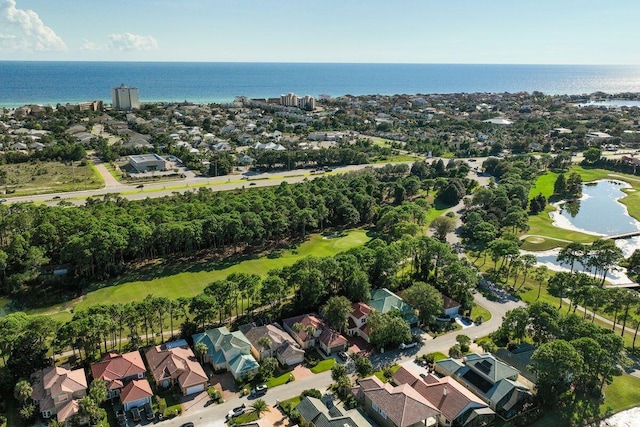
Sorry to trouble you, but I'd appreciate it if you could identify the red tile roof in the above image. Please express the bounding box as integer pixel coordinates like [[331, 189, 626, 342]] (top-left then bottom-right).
[[91, 351, 146, 383], [350, 302, 372, 319], [121, 379, 153, 404]]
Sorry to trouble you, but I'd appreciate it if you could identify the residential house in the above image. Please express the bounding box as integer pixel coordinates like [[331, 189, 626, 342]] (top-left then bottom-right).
[[31, 366, 88, 426], [192, 327, 259, 380], [369, 288, 419, 326], [238, 322, 305, 366], [392, 367, 494, 427], [91, 351, 147, 400], [317, 327, 348, 355], [296, 395, 375, 427], [435, 353, 532, 419], [347, 302, 373, 342], [145, 340, 208, 396], [441, 295, 461, 318], [120, 379, 154, 411], [352, 375, 440, 427], [282, 313, 324, 350], [282, 313, 348, 355]]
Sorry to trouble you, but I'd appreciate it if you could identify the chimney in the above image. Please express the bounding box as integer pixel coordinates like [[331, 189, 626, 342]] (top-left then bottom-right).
[[444, 385, 448, 396]]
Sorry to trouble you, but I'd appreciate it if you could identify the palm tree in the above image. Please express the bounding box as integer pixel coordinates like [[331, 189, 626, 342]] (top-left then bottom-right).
[[194, 342, 208, 365], [257, 336, 272, 359], [533, 265, 548, 301], [250, 399, 270, 418]]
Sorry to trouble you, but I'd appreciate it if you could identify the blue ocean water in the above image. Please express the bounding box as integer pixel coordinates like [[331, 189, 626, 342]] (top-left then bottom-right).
[[1, 62, 640, 108]]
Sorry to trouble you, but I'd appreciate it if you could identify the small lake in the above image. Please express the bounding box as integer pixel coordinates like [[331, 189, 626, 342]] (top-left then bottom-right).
[[550, 180, 639, 236], [526, 180, 640, 284]]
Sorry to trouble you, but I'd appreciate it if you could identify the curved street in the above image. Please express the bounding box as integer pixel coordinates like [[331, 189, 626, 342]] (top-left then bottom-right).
[[158, 291, 523, 427]]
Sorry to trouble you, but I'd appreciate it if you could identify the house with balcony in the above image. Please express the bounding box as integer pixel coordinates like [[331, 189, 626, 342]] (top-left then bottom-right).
[[31, 366, 88, 426], [283, 313, 348, 355], [435, 353, 532, 419], [192, 327, 259, 379], [347, 302, 373, 342], [91, 351, 147, 400], [238, 322, 305, 366]]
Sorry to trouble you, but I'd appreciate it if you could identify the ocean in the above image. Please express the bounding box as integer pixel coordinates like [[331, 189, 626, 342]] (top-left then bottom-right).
[[1, 62, 640, 108]]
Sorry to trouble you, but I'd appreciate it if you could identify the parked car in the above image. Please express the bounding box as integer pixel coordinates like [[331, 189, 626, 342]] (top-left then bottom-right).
[[180, 423, 194, 427], [249, 182, 256, 186], [399, 342, 418, 349], [116, 410, 127, 427], [52, 196, 61, 199], [136, 184, 144, 188], [226, 403, 246, 419], [131, 406, 141, 422], [337, 351, 349, 361], [144, 402, 155, 420], [0, 199, 6, 203], [251, 384, 268, 396]]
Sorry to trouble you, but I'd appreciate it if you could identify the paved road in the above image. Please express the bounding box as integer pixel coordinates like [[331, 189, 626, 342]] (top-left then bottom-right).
[[161, 371, 333, 427], [4, 157, 496, 206]]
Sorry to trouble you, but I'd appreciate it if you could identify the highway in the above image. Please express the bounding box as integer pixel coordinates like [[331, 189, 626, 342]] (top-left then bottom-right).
[[3, 156, 494, 206]]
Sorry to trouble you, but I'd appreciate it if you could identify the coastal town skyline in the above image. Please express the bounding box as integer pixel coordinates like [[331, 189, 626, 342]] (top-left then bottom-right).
[[2, 0, 640, 65]]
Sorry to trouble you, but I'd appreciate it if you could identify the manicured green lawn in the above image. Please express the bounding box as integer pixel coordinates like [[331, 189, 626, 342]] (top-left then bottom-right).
[[310, 359, 335, 374], [34, 230, 371, 315], [373, 364, 401, 382], [526, 206, 598, 245], [602, 373, 640, 413], [526, 167, 640, 250], [528, 170, 559, 199], [470, 303, 492, 322], [232, 411, 260, 424], [428, 352, 448, 362], [266, 371, 294, 388]]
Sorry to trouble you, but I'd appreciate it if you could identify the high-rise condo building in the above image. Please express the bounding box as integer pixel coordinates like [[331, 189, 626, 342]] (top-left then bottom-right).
[[112, 84, 140, 110]]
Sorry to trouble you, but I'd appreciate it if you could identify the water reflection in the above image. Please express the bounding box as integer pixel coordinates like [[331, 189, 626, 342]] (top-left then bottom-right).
[[529, 180, 640, 284], [561, 200, 581, 218]]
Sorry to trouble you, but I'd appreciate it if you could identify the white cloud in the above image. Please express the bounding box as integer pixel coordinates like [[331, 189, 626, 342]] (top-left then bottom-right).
[[0, 0, 66, 52], [80, 40, 100, 52], [106, 33, 158, 51]]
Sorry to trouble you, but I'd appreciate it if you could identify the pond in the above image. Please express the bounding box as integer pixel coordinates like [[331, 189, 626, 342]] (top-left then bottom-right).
[[525, 180, 640, 284]]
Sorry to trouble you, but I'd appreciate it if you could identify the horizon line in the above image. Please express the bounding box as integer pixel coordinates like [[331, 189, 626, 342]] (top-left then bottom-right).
[[1, 60, 639, 67]]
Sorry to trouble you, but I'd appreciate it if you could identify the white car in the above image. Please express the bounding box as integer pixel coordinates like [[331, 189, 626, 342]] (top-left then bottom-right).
[[226, 403, 246, 419], [399, 342, 418, 350]]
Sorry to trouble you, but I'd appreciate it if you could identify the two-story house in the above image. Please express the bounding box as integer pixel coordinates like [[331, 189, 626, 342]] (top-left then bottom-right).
[[283, 313, 348, 355], [392, 367, 495, 427], [31, 366, 88, 426], [347, 302, 373, 342], [91, 351, 147, 399], [238, 322, 305, 366], [192, 327, 259, 380], [436, 353, 532, 419], [352, 375, 440, 427], [369, 288, 419, 326], [145, 340, 208, 396]]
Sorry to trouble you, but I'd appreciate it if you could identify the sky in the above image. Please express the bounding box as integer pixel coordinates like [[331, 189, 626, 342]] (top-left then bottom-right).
[[1, 0, 639, 64]]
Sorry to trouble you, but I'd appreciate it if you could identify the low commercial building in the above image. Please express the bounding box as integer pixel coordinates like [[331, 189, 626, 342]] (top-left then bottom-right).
[[128, 154, 167, 173]]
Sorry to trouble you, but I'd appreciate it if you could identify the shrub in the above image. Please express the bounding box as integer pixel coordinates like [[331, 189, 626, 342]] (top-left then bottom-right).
[[301, 388, 322, 399], [449, 344, 462, 358]]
